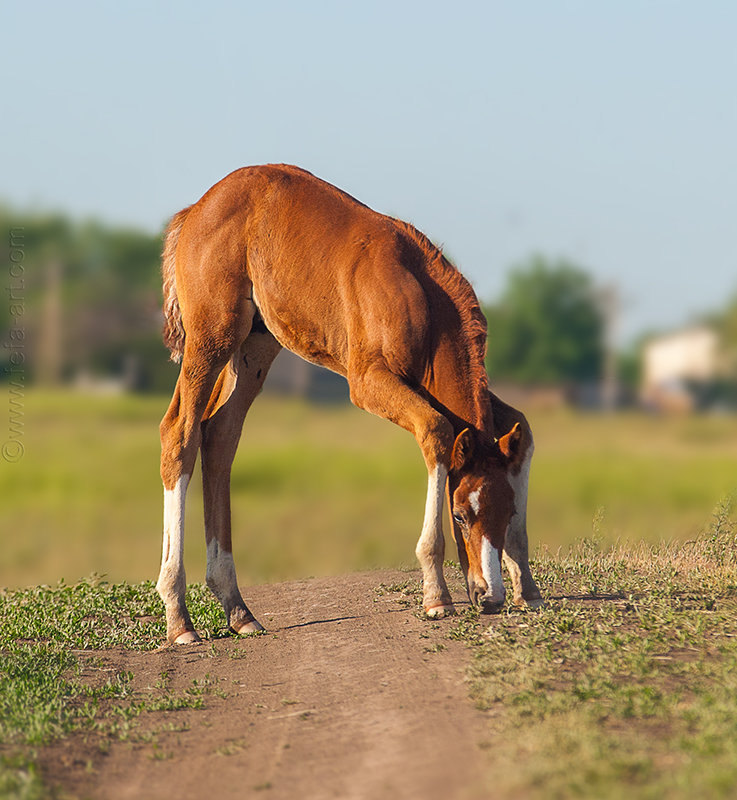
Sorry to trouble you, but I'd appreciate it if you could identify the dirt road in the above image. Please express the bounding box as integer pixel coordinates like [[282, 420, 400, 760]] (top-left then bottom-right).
[[42, 570, 494, 799]]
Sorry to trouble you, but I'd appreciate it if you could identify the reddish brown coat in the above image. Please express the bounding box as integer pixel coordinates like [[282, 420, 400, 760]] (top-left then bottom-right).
[[156, 165, 542, 643]]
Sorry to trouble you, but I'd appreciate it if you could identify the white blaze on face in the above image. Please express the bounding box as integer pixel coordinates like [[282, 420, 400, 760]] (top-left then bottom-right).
[[468, 487, 482, 516], [480, 535, 505, 604]]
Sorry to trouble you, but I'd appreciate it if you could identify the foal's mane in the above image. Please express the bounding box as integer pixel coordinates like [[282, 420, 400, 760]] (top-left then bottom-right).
[[394, 220, 492, 433]]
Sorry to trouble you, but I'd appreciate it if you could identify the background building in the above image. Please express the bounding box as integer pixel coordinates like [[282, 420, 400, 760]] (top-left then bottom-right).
[[641, 325, 719, 412]]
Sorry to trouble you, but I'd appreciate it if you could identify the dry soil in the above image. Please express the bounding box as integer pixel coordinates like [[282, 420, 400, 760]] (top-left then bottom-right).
[[39, 569, 495, 800]]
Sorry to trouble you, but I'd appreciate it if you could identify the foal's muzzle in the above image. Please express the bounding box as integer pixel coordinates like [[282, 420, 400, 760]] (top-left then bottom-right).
[[469, 583, 505, 614], [479, 595, 505, 615]]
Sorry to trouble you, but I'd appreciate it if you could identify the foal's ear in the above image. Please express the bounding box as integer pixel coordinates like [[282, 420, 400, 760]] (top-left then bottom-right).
[[450, 428, 474, 472], [497, 422, 524, 466]]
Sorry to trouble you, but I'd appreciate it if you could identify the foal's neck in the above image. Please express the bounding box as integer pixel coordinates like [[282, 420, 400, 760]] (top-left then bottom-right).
[[424, 336, 494, 440]]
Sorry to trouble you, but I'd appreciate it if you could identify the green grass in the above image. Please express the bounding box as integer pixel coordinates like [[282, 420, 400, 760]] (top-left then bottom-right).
[[1, 390, 736, 797], [0, 391, 427, 588], [0, 579, 229, 799], [0, 754, 47, 800], [0, 579, 227, 741], [531, 410, 737, 546], [1, 510, 736, 798], [1, 391, 736, 589], [440, 498, 737, 799]]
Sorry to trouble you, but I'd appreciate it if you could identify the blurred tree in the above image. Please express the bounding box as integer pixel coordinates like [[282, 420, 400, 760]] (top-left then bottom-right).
[[616, 339, 647, 402], [0, 206, 178, 392], [484, 256, 605, 386], [708, 293, 737, 407], [718, 293, 737, 372]]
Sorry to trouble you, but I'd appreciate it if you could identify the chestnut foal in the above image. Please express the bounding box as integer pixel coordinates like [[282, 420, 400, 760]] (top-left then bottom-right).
[[157, 164, 542, 643]]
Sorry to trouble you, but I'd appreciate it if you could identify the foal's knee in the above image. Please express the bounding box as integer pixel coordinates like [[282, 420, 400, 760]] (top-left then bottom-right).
[[418, 415, 454, 469]]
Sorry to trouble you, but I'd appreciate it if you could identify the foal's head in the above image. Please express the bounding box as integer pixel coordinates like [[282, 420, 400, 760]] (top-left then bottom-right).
[[447, 424, 526, 613]]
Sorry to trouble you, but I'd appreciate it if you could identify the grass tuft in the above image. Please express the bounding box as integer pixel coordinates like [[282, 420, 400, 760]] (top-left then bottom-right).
[[0, 576, 237, 796], [450, 499, 737, 799]]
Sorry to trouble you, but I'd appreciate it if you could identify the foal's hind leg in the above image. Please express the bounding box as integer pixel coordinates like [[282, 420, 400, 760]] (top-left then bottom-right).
[[489, 392, 543, 608], [158, 344, 231, 643], [201, 331, 282, 634], [349, 365, 456, 616]]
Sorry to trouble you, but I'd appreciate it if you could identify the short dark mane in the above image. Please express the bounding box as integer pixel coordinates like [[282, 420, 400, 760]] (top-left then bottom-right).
[[393, 219, 492, 433]]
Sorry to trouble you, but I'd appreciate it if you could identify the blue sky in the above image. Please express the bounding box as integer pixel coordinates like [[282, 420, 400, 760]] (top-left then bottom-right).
[[3, 1, 736, 342]]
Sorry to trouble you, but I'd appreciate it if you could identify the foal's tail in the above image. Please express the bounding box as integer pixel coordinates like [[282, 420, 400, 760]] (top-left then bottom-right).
[[161, 205, 192, 363]]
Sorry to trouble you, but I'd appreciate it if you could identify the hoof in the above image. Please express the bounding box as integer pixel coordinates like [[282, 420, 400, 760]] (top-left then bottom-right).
[[173, 629, 201, 645], [233, 618, 264, 635], [512, 595, 545, 610], [424, 603, 456, 619]]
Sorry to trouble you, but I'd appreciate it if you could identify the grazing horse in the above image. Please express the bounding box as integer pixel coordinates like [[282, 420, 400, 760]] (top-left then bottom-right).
[[157, 164, 543, 644]]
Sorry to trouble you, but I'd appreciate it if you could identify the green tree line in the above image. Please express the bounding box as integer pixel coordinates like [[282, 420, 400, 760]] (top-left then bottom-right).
[[483, 256, 605, 387], [1, 207, 178, 392], [2, 207, 735, 398]]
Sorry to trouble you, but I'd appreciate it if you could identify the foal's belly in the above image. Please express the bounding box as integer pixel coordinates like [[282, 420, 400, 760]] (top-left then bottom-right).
[[250, 282, 349, 377]]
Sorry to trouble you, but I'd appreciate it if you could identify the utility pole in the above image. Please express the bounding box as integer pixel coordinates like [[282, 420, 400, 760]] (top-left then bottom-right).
[[38, 260, 63, 386], [598, 284, 620, 411]]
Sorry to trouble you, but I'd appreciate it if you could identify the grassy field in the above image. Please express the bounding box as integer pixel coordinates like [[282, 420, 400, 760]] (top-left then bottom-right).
[[1, 390, 737, 797], [0, 579, 228, 799], [414, 509, 737, 799], [465, 506, 737, 799], [1, 390, 736, 589], [1, 513, 737, 798]]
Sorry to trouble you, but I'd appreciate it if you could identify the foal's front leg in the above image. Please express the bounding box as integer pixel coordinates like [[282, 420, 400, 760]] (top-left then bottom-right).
[[348, 365, 455, 616], [502, 438, 543, 608], [489, 392, 543, 608], [415, 462, 455, 617]]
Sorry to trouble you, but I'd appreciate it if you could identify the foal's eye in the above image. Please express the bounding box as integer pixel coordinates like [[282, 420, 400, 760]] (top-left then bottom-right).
[[452, 511, 466, 527]]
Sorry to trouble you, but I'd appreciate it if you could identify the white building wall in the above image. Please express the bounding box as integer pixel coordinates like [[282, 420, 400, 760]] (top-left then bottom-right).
[[642, 326, 718, 409]]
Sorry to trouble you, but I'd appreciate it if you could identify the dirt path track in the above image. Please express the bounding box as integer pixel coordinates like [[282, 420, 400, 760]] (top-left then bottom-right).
[[44, 570, 493, 799]]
